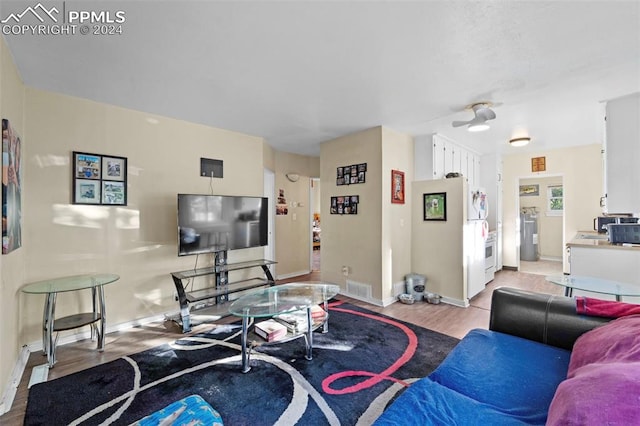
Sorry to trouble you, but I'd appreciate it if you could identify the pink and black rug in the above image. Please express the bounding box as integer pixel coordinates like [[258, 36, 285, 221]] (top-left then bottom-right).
[[25, 301, 459, 425]]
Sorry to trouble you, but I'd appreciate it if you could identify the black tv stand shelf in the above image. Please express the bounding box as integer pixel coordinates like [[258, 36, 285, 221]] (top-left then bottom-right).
[[171, 252, 276, 333]]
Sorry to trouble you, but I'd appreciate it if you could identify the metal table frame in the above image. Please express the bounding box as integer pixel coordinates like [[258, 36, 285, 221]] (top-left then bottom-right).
[[22, 273, 120, 368]]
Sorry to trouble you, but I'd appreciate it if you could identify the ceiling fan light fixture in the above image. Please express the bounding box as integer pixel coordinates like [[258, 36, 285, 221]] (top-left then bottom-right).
[[509, 137, 531, 147], [468, 122, 490, 132]]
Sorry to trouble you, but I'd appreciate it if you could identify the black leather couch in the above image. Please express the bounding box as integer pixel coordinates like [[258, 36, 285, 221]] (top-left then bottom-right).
[[490, 286, 611, 350]]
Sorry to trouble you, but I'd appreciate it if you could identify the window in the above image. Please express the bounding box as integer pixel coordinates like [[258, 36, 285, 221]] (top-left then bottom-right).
[[547, 185, 563, 216]]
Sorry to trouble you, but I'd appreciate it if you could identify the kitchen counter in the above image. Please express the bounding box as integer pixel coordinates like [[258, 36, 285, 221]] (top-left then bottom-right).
[[568, 231, 640, 250]]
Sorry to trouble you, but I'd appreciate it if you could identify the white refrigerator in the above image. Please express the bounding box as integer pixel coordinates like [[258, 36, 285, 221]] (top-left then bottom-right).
[[467, 188, 489, 299]]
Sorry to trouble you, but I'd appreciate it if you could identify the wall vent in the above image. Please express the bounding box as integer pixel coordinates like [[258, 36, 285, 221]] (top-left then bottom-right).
[[346, 280, 372, 299]]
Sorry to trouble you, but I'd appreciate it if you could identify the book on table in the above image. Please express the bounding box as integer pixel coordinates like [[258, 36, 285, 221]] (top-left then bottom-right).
[[254, 319, 287, 342]]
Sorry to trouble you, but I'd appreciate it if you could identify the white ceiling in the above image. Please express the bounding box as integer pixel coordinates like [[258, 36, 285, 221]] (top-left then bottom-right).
[[1, 1, 639, 156]]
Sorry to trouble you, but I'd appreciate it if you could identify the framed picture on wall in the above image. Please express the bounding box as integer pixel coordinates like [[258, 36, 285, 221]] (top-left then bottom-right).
[[73, 151, 128, 205], [102, 155, 126, 181], [74, 179, 101, 204], [391, 170, 405, 204], [423, 192, 447, 221]]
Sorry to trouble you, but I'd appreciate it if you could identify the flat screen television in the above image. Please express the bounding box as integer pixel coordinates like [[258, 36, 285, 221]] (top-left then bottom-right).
[[177, 194, 268, 256]]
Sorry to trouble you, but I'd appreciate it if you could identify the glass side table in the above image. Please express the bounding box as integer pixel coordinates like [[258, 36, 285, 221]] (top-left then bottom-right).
[[229, 283, 339, 372], [22, 273, 120, 367], [545, 275, 640, 302]]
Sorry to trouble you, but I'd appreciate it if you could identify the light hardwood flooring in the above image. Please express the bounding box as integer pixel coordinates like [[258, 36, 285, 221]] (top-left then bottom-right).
[[1, 269, 563, 425]]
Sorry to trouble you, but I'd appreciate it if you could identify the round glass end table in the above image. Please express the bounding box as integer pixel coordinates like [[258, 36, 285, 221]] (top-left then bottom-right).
[[22, 273, 120, 367]]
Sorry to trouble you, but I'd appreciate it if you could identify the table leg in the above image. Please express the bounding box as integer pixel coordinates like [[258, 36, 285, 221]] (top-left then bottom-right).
[[46, 293, 57, 368], [305, 306, 313, 361], [98, 285, 106, 351], [322, 299, 329, 333], [241, 316, 250, 373], [41, 294, 50, 357], [565, 287, 573, 297]]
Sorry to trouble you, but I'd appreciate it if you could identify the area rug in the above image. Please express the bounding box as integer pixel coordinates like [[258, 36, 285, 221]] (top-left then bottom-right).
[[25, 301, 460, 425]]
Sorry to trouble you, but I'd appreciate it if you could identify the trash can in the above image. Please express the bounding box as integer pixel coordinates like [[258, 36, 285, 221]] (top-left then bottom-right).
[[405, 273, 427, 301]]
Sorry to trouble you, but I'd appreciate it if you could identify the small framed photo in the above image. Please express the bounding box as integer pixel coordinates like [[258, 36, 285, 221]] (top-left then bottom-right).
[[102, 181, 126, 205], [74, 152, 101, 179], [391, 170, 405, 204], [74, 179, 101, 204], [423, 192, 447, 221], [102, 156, 127, 181]]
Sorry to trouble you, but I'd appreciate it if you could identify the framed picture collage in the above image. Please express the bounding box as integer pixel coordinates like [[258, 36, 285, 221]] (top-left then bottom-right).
[[73, 151, 128, 205]]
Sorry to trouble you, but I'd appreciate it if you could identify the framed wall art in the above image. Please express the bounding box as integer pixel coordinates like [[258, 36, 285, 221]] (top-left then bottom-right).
[[330, 195, 359, 215], [391, 169, 405, 204], [2, 118, 23, 254], [73, 151, 127, 205], [336, 163, 367, 185], [519, 184, 539, 197], [423, 192, 447, 221]]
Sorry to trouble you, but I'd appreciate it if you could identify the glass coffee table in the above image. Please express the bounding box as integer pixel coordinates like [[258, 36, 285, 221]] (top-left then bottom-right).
[[545, 275, 640, 301], [228, 283, 339, 372]]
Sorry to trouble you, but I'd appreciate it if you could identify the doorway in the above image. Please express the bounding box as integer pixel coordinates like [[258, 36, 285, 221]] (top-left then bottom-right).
[[517, 175, 564, 276], [310, 178, 321, 272]]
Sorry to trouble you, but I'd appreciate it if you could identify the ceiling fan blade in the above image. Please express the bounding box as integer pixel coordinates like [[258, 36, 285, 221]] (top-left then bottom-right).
[[452, 120, 471, 127], [477, 108, 496, 120]]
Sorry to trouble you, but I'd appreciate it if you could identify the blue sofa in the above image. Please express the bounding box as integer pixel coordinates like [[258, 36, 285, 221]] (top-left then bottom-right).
[[374, 287, 611, 425]]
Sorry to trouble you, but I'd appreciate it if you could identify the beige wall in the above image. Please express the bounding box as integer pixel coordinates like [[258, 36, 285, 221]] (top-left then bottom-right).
[[273, 151, 320, 277], [0, 36, 27, 408], [503, 144, 603, 272], [519, 176, 564, 259], [20, 88, 269, 346], [321, 127, 383, 298], [412, 177, 466, 302], [381, 127, 413, 300], [320, 126, 413, 304]]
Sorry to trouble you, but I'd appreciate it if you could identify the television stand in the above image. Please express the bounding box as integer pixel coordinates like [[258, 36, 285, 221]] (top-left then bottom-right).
[[170, 251, 276, 332]]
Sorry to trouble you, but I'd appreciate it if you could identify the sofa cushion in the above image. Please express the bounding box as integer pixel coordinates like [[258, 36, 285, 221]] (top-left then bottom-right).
[[567, 314, 640, 376], [373, 377, 532, 425], [547, 362, 640, 426], [547, 315, 640, 425], [428, 328, 571, 424]]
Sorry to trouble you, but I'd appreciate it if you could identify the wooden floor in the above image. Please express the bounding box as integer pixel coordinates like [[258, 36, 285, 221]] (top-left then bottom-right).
[[1, 269, 562, 425]]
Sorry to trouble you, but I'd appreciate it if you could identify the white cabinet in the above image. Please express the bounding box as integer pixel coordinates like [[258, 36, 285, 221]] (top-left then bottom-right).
[[433, 134, 446, 179], [414, 134, 482, 187], [605, 93, 640, 213], [427, 134, 481, 187]]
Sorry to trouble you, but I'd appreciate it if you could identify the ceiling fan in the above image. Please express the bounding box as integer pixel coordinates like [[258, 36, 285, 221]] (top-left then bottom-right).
[[452, 102, 496, 132]]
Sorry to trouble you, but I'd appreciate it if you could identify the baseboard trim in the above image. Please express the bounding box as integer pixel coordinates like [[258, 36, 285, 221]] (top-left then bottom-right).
[[0, 345, 30, 415], [539, 256, 563, 262], [277, 270, 311, 280]]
